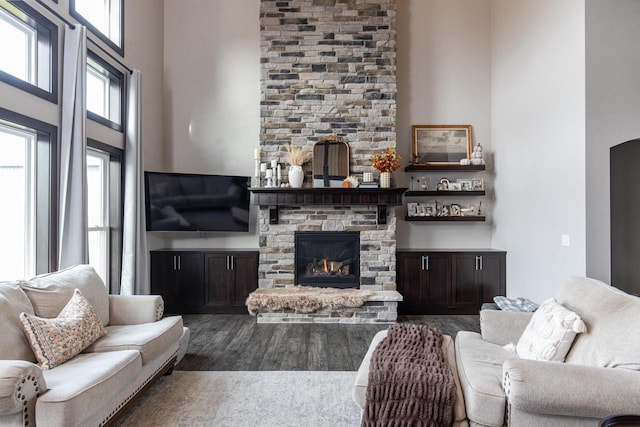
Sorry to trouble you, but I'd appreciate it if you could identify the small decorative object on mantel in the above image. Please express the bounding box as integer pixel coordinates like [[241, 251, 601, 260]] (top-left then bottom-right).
[[342, 176, 359, 188], [372, 147, 401, 188], [284, 144, 310, 188]]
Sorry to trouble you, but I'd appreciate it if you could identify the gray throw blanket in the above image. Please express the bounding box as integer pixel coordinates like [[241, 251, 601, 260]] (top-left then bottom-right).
[[362, 324, 456, 427]]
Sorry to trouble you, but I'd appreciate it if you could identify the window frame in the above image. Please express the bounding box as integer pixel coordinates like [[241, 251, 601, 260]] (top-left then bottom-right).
[[87, 139, 123, 294], [0, 0, 58, 103], [86, 50, 125, 132], [69, 0, 123, 57], [0, 106, 58, 275]]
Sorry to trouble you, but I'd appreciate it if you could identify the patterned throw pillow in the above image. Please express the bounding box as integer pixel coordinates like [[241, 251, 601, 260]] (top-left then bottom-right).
[[20, 289, 107, 369], [510, 298, 586, 362]]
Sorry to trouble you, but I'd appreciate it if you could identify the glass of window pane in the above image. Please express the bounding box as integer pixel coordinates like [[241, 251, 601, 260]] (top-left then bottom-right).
[[0, 8, 36, 83], [0, 124, 35, 280], [87, 150, 109, 284]]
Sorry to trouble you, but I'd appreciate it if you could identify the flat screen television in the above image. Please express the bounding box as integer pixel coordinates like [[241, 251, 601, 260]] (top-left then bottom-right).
[[144, 171, 251, 232]]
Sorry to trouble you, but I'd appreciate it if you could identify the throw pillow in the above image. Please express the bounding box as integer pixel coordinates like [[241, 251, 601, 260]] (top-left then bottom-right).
[[509, 298, 586, 362], [20, 289, 107, 369]]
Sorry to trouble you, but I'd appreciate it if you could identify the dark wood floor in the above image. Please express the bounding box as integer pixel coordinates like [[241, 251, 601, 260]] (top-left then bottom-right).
[[176, 314, 480, 371]]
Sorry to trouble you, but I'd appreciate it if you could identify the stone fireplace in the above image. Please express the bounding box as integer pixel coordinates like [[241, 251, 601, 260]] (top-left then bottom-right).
[[256, 0, 400, 322]]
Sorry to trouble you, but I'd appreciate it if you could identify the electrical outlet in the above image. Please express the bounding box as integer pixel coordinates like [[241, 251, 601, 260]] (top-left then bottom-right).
[[561, 234, 570, 247]]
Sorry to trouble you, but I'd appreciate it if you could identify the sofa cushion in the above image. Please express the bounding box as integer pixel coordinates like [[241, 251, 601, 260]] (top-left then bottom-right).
[[514, 298, 586, 362], [21, 265, 109, 326], [455, 331, 516, 427], [0, 282, 36, 361], [556, 276, 640, 370], [20, 289, 107, 369], [84, 316, 183, 365], [37, 350, 141, 426]]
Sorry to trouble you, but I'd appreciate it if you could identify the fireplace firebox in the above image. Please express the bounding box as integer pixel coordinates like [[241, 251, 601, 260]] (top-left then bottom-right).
[[294, 231, 360, 288]]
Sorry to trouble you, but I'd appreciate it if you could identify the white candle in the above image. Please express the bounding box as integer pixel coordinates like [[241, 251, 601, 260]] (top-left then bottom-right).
[[254, 148, 260, 159], [276, 164, 282, 180], [260, 163, 267, 173], [265, 169, 273, 178], [271, 159, 278, 169]]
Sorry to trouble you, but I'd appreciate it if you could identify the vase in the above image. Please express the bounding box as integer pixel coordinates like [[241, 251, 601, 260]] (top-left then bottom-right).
[[288, 165, 304, 188], [380, 172, 391, 188]]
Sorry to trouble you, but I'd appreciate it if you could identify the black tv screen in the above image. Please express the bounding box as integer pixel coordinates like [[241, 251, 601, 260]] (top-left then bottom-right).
[[144, 172, 250, 232]]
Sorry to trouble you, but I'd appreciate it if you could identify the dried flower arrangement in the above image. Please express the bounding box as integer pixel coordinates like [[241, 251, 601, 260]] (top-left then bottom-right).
[[371, 147, 401, 173], [283, 144, 311, 166]]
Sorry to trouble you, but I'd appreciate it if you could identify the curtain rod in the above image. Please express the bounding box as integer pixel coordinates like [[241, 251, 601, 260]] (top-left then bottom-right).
[[34, 0, 133, 74]]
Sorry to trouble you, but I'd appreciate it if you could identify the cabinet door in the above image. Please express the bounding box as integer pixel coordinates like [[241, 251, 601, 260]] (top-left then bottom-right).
[[423, 254, 450, 311], [396, 253, 426, 314], [150, 252, 178, 315], [451, 254, 481, 310], [477, 253, 506, 303], [396, 253, 450, 314], [231, 253, 258, 307], [204, 254, 234, 307], [175, 253, 205, 310]]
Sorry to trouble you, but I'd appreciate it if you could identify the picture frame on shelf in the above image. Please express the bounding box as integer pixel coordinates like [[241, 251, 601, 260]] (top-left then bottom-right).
[[448, 182, 462, 191], [472, 178, 484, 191], [458, 179, 473, 191], [411, 125, 473, 165], [407, 202, 418, 217], [424, 204, 436, 216], [450, 204, 462, 216], [416, 204, 426, 216]]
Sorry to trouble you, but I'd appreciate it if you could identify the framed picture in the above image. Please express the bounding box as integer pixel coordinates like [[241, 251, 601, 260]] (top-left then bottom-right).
[[472, 178, 484, 191], [412, 125, 473, 164], [458, 179, 473, 191], [424, 204, 436, 216], [407, 202, 418, 217], [448, 182, 462, 191], [450, 204, 462, 216], [416, 204, 426, 216]]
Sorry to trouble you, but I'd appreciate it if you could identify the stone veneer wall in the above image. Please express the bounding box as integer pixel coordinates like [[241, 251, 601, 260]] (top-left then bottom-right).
[[259, 0, 397, 291]]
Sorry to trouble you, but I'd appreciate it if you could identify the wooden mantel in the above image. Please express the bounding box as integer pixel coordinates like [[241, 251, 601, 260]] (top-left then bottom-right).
[[250, 187, 407, 225]]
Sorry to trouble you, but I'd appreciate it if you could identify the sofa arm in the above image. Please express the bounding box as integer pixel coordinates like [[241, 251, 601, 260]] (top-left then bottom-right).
[[0, 360, 45, 418], [108, 295, 164, 325], [503, 358, 640, 419], [480, 310, 533, 346]]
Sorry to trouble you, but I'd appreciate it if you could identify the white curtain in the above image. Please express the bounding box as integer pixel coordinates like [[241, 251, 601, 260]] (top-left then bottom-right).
[[120, 70, 148, 295], [58, 25, 88, 269]]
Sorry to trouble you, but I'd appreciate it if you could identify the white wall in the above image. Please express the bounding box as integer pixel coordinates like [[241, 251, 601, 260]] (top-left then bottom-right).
[[585, 0, 640, 284], [491, 0, 586, 302], [396, 0, 493, 250], [163, 0, 261, 248]]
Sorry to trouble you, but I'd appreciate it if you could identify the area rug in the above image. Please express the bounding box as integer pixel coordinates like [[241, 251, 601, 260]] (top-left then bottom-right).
[[117, 371, 361, 427], [246, 286, 373, 315]]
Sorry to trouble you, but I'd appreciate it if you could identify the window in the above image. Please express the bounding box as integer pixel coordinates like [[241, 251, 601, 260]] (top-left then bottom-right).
[[86, 140, 122, 291], [0, 1, 58, 102], [0, 108, 57, 281], [70, 0, 123, 55], [87, 51, 124, 131]]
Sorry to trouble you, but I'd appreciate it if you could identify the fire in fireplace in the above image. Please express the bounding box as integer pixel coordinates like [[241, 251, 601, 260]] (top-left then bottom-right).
[[295, 231, 360, 288]]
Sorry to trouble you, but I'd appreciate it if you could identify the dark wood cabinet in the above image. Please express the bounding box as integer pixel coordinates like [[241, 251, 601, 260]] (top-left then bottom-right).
[[397, 250, 505, 314], [150, 249, 258, 314]]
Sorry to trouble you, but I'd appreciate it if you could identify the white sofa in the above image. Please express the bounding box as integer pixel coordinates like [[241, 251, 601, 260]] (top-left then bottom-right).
[[354, 276, 640, 426], [0, 265, 190, 427]]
